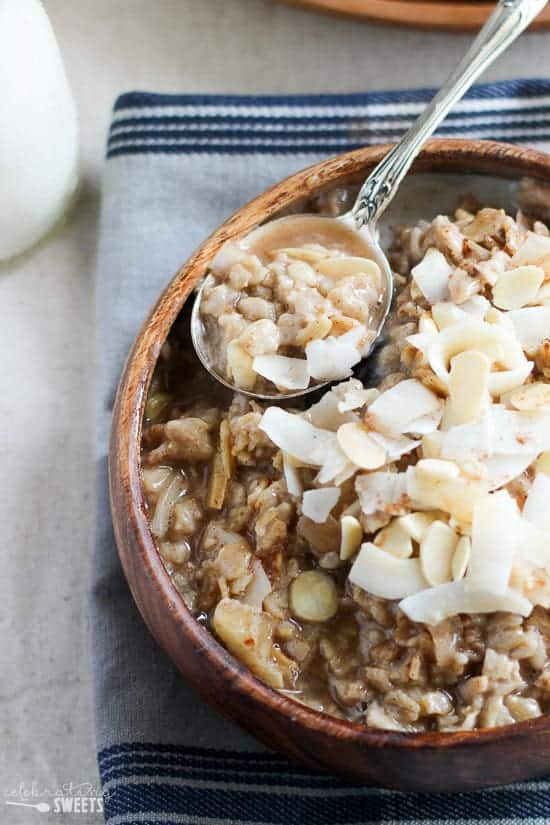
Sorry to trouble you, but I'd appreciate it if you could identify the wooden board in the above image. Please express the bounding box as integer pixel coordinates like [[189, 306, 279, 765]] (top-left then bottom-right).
[[279, 0, 550, 31]]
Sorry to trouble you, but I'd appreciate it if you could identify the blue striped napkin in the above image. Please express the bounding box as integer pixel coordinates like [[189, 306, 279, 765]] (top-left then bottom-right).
[[93, 78, 550, 825]]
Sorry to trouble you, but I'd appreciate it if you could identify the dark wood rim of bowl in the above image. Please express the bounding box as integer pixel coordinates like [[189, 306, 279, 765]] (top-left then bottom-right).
[[110, 138, 550, 754]]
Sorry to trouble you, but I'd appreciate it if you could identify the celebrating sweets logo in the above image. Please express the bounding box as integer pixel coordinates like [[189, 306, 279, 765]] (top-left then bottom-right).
[[4, 782, 105, 815]]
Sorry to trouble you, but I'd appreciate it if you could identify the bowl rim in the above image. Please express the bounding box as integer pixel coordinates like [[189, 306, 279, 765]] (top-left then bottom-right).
[[110, 137, 550, 754]]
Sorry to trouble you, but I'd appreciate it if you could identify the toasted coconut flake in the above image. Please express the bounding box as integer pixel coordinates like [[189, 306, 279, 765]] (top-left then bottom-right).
[[461, 295, 491, 317], [427, 319, 531, 396], [316, 255, 381, 280], [368, 378, 443, 437], [337, 386, 379, 413], [252, 354, 310, 390], [485, 453, 536, 491], [282, 452, 302, 498], [259, 407, 336, 466], [406, 464, 488, 524], [305, 336, 361, 382], [411, 247, 452, 304], [374, 519, 414, 559], [493, 265, 544, 311], [339, 515, 363, 560], [307, 383, 357, 431], [507, 307, 550, 352], [407, 409, 444, 437], [511, 230, 550, 276], [452, 536, 471, 581], [432, 302, 470, 329], [445, 350, 490, 427], [349, 543, 428, 600], [420, 520, 458, 586], [523, 473, 550, 530], [337, 422, 387, 470], [302, 487, 340, 524], [491, 406, 550, 455], [508, 381, 550, 411], [466, 491, 519, 595], [437, 416, 492, 463], [369, 431, 420, 461], [398, 512, 438, 543], [316, 441, 357, 485], [399, 581, 532, 625], [355, 472, 409, 516], [242, 559, 272, 608]]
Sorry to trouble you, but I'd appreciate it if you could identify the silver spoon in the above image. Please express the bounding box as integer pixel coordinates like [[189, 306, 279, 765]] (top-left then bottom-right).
[[192, 0, 546, 401], [5, 800, 51, 813]]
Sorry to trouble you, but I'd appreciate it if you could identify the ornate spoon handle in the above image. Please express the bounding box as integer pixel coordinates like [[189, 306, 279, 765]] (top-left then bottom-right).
[[350, 0, 547, 229]]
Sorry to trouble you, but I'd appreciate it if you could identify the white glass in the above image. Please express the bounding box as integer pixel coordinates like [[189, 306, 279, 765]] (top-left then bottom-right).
[[0, 0, 79, 261]]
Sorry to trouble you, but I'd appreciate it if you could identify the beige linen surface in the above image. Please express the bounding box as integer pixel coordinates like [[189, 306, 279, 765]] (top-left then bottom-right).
[[2, 2, 550, 823]]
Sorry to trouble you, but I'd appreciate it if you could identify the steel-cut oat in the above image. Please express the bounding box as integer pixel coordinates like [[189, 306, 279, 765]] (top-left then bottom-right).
[[142, 191, 550, 731]]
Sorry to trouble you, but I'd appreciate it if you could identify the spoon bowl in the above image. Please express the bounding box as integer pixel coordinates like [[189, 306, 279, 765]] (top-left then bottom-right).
[[190, 214, 394, 400]]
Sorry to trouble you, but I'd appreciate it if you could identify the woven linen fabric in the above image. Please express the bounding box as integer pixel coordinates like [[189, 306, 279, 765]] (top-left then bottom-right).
[[93, 78, 550, 825]]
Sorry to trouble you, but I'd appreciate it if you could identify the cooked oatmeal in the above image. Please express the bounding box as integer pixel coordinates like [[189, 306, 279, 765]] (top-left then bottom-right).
[[199, 215, 384, 393], [142, 191, 550, 732]]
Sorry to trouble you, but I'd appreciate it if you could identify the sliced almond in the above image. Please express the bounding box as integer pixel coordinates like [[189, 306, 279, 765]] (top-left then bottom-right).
[[374, 519, 414, 559], [511, 230, 550, 276], [406, 464, 488, 524], [302, 487, 340, 524], [415, 458, 460, 481], [420, 520, 458, 586], [227, 340, 256, 390], [339, 515, 363, 560], [445, 350, 490, 427], [349, 543, 428, 600], [337, 422, 387, 470], [493, 265, 544, 311], [452, 536, 471, 581], [398, 512, 439, 543], [432, 302, 470, 330], [508, 382, 550, 411], [316, 255, 381, 281]]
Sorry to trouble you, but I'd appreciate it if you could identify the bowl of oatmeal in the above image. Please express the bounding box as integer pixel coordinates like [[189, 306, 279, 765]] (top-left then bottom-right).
[[110, 139, 550, 791]]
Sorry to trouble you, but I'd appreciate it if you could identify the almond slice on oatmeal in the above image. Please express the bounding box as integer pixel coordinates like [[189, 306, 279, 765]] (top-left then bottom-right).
[[316, 255, 381, 281], [349, 543, 428, 600], [302, 487, 340, 524], [452, 536, 471, 581], [337, 422, 387, 470], [252, 354, 310, 390], [406, 463, 488, 524], [492, 265, 544, 311], [466, 490, 519, 595], [399, 580, 532, 625], [397, 512, 439, 543], [507, 381, 550, 411], [445, 350, 490, 427], [420, 520, 458, 586], [411, 247, 452, 304], [339, 515, 363, 561], [511, 230, 550, 276], [374, 518, 414, 559]]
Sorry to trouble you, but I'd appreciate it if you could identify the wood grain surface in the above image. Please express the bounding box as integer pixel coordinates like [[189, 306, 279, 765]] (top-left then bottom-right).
[[279, 0, 550, 31], [110, 139, 550, 791]]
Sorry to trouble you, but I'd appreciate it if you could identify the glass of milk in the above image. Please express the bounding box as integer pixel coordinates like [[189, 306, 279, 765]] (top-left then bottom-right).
[[0, 0, 79, 262]]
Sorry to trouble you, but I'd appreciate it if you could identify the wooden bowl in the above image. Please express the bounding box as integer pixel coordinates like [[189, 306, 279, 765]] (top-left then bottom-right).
[[110, 139, 550, 792]]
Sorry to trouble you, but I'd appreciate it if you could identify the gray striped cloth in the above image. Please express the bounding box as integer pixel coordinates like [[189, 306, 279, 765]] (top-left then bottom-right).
[[93, 79, 550, 825]]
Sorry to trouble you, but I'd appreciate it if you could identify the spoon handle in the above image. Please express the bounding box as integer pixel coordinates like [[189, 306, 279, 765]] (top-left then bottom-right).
[[350, 0, 547, 229]]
